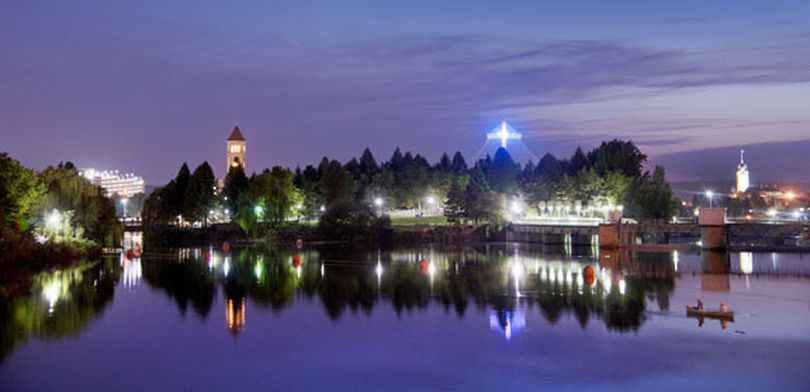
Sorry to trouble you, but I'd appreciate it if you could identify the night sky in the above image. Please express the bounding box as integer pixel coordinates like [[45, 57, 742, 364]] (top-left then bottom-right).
[[1, 1, 809, 183]]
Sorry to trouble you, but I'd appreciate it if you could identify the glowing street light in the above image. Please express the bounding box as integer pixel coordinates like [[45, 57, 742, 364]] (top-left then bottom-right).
[[705, 190, 714, 208], [121, 198, 128, 219], [373, 197, 384, 208], [254, 205, 265, 222], [425, 195, 436, 206], [46, 209, 61, 230]]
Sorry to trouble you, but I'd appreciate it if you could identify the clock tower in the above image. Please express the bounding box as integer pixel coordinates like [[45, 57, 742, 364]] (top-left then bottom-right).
[[227, 126, 246, 172]]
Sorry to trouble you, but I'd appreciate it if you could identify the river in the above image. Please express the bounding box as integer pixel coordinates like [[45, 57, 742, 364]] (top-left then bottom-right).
[[1, 244, 809, 390]]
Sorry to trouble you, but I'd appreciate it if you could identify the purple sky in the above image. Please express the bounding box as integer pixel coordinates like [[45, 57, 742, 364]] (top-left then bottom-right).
[[1, 1, 809, 183]]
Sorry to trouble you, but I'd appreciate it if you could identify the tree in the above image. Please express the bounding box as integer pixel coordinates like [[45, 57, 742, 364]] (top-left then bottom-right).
[[569, 147, 590, 175], [535, 153, 564, 181], [451, 151, 467, 173], [359, 148, 379, 176], [444, 180, 466, 224], [625, 166, 676, 220], [388, 148, 405, 171], [38, 163, 121, 246], [170, 163, 191, 216], [588, 140, 647, 178], [184, 162, 216, 225], [318, 160, 378, 234], [463, 166, 490, 224], [485, 147, 520, 194], [224, 167, 249, 213], [0, 153, 44, 231]]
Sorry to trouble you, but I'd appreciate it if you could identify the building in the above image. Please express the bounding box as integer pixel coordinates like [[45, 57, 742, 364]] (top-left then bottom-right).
[[227, 125, 246, 172], [79, 168, 145, 197], [736, 149, 749, 194]]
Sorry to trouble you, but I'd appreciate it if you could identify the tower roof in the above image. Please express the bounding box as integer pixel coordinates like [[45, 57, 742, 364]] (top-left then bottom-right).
[[228, 126, 245, 141]]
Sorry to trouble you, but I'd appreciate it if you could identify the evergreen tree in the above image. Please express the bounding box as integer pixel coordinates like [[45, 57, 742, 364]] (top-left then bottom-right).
[[184, 162, 215, 225], [535, 153, 564, 181], [388, 148, 405, 171], [223, 166, 249, 213], [451, 151, 467, 172], [569, 146, 590, 175], [444, 180, 466, 224], [485, 148, 520, 194], [169, 163, 191, 217], [437, 153, 451, 172], [359, 148, 379, 176], [463, 165, 490, 223]]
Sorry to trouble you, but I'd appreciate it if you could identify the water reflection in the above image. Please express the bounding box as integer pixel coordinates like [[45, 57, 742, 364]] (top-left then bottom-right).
[[226, 297, 246, 334], [2, 245, 810, 362], [134, 245, 678, 334], [0, 258, 120, 360]]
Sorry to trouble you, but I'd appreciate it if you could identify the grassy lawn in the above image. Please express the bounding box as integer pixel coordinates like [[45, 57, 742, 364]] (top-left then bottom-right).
[[389, 215, 449, 226]]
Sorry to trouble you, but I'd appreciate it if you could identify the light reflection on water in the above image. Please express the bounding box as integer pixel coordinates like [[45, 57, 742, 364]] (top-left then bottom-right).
[[1, 245, 810, 390]]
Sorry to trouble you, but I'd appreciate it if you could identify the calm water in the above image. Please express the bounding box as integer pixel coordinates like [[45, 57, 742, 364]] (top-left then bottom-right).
[[1, 244, 809, 391]]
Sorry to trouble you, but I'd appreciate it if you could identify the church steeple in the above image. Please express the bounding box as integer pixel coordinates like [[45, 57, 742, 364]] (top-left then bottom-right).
[[736, 148, 749, 193]]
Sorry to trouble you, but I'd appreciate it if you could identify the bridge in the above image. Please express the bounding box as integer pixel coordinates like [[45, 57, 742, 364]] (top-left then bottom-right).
[[507, 216, 807, 250]]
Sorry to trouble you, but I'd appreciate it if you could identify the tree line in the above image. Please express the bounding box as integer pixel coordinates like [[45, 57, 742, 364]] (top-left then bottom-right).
[[0, 154, 122, 263], [144, 139, 677, 239]]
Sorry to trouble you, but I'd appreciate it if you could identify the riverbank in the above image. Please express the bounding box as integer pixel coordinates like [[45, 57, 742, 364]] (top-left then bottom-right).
[[0, 232, 102, 269]]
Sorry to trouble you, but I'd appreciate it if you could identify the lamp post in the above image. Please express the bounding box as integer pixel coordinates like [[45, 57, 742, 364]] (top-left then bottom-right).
[[705, 190, 714, 208], [373, 197, 384, 215], [121, 198, 128, 220]]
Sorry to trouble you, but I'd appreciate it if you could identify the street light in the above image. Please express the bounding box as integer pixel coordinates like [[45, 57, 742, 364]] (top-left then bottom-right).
[[254, 205, 264, 222], [373, 197, 384, 208], [510, 200, 523, 215], [121, 198, 128, 219], [46, 209, 61, 231], [705, 190, 714, 208]]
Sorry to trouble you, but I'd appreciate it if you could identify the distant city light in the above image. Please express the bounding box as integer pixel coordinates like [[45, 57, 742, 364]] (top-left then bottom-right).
[[785, 191, 796, 200], [79, 168, 145, 197], [767, 209, 777, 217]]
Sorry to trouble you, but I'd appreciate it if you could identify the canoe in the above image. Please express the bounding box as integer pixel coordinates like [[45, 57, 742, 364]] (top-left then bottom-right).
[[686, 305, 734, 320]]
